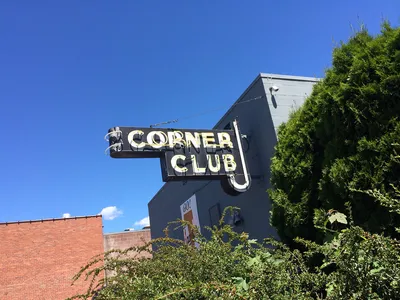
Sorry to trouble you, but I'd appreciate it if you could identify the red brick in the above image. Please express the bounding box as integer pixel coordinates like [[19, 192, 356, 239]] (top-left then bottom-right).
[[0, 216, 104, 300]]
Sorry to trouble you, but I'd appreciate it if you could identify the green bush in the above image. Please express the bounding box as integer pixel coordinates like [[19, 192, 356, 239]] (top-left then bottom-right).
[[68, 205, 400, 299], [269, 22, 400, 245], [68, 208, 325, 299]]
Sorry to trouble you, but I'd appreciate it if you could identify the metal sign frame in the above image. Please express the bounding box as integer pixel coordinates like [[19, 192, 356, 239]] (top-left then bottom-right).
[[106, 120, 251, 195]]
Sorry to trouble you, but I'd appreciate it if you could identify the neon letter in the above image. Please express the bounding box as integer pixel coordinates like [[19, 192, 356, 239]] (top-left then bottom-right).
[[217, 132, 233, 148], [147, 131, 167, 149], [202, 132, 216, 148], [171, 155, 188, 173], [207, 154, 221, 173], [191, 155, 206, 174], [127, 130, 145, 148], [222, 154, 237, 172], [185, 132, 201, 149], [168, 131, 185, 148]]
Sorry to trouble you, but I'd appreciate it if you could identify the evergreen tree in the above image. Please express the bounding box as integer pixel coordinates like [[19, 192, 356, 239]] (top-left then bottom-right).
[[269, 22, 400, 245]]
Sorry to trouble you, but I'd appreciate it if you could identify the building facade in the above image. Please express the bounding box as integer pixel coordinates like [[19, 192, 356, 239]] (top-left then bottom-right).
[[103, 228, 152, 257], [148, 73, 319, 242], [103, 229, 152, 278], [0, 216, 152, 299], [0, 216, 104, 300]]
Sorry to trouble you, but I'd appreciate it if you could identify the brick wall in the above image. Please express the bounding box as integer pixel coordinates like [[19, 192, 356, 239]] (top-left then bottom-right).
[[103, 229, 152, 258], [0, 216, 104, 300], [103, 229, 152, 278]]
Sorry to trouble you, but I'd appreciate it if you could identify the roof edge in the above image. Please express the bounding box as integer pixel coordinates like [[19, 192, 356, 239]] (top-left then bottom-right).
[[148, 182, 170, 207], [103, 228, 151, 236], [0, 215, 102, 225], [213, 73, 264, 129], [260, 73, 321, 82]]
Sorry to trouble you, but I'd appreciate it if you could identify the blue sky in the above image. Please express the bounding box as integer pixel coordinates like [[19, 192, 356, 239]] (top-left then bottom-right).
[[0, 1, 398, 233]]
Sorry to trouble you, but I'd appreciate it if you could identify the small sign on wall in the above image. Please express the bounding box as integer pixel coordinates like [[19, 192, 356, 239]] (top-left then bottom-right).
[[180, 194, 200, 245]]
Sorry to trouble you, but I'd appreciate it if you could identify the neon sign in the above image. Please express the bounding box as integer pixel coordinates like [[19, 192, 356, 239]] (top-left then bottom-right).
[[106, 120, 251, 195]]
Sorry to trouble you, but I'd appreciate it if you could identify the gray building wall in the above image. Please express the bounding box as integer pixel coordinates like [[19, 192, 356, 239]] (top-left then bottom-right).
[[148, 73, 318, 242]]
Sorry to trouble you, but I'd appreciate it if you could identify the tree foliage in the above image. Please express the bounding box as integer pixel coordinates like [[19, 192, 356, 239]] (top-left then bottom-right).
[[269, 22, 400, 244]]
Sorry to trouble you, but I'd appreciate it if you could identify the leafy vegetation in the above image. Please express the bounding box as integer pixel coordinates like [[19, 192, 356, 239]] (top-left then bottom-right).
[[68, 202, 400, 299], [68, 23, 400, 299], [269, 22, 400, 245]]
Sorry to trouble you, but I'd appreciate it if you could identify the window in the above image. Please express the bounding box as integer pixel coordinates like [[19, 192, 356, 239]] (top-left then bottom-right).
[[209, 203, 221, 227]]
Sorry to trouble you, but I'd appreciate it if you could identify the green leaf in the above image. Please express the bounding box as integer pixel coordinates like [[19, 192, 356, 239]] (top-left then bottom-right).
[[232, 277, 249, 291], [369, 267, 384, 275], [358, 249, 366, 262], [271, 258, 284, 266], [323, 232, 338, 243], [326, 282, 335, 297], [320, 261, 334, 270], [247, 255, 262, 267], [328, 212, 348, 225]]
